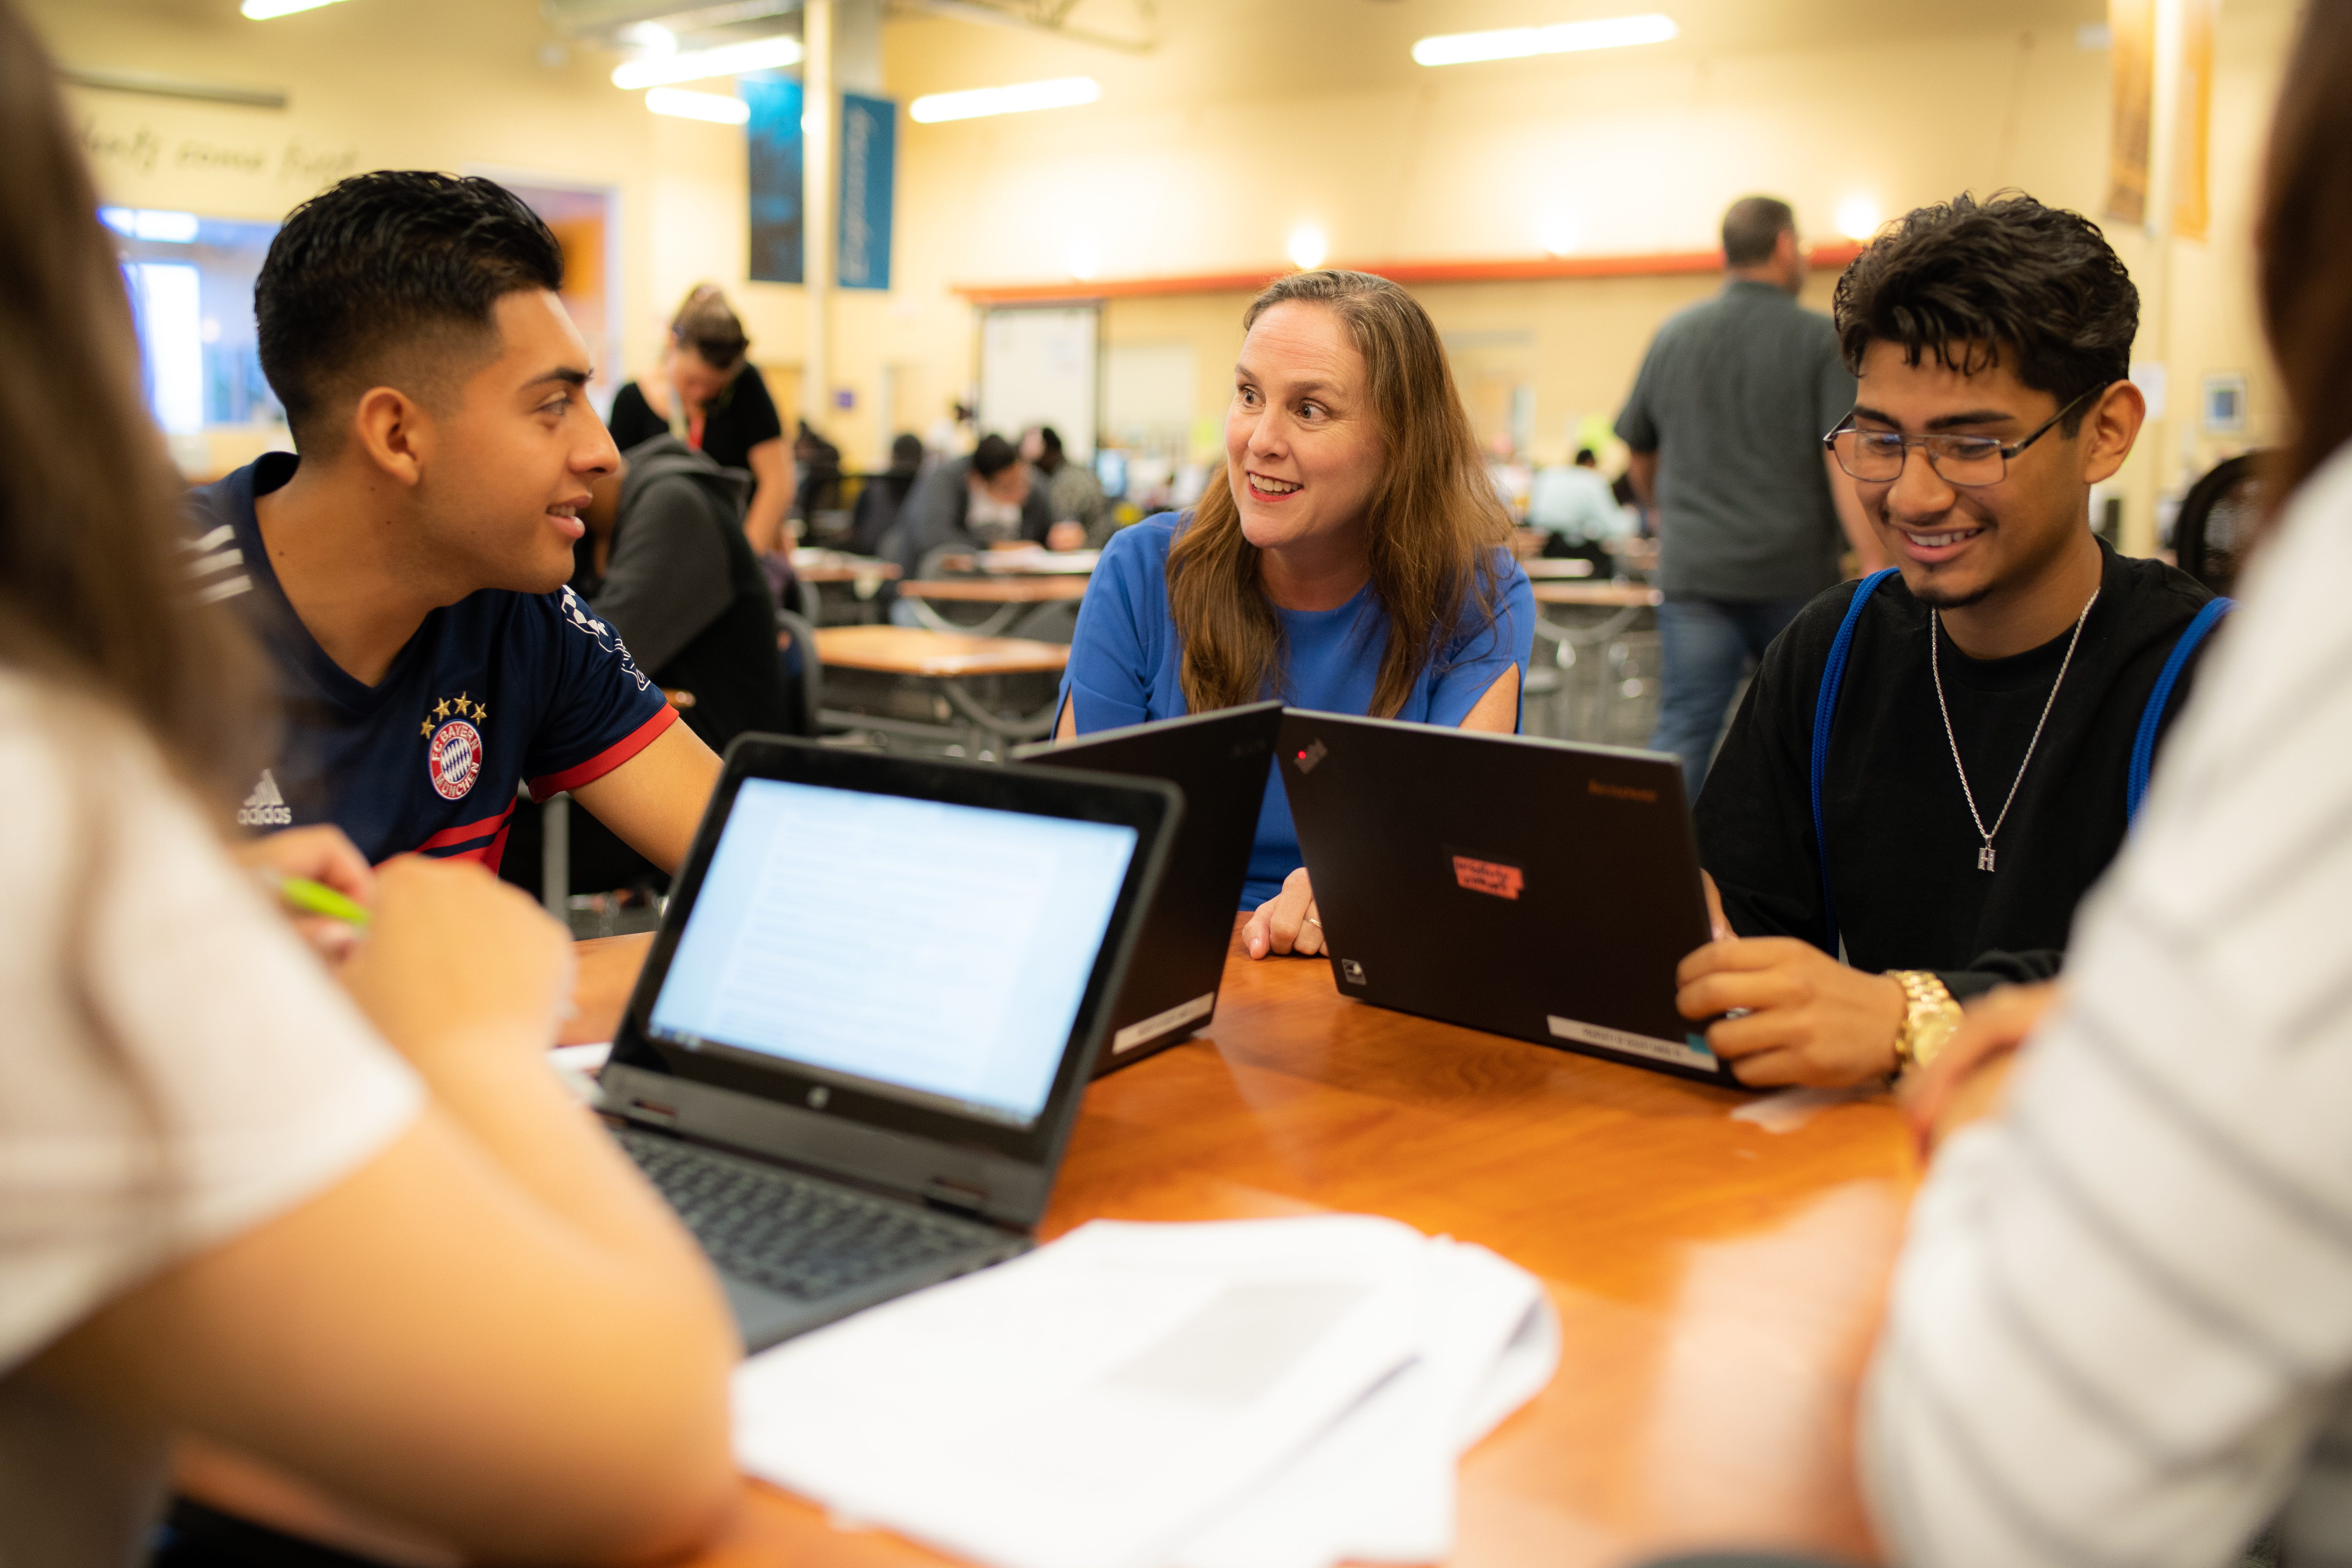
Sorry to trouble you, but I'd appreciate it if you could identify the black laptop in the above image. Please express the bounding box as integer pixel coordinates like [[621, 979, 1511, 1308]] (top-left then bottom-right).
[[1014, 702, 1281, 1072], [1276, 710, 1735, 1087], [598, 735, 1178, 1348]]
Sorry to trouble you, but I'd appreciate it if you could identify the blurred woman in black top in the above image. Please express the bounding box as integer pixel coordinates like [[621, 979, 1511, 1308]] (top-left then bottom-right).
[[607, 285, 791, 555]]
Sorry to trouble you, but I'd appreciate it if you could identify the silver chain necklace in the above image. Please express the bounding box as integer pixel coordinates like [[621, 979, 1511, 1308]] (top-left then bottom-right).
[[1930, 587, 2100, 873]]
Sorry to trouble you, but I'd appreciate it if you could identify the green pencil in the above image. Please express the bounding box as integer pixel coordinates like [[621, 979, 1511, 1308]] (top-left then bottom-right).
[[274, 874, 373, 929]]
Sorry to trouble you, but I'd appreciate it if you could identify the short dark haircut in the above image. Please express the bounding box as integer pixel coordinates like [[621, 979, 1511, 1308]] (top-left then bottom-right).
[[671, 284, 748, 371], [890, 432, 925, 469], [257, 171, 564, 450], [971, 434, 1018, 480], [1573, 447, 1597, 466], [1722, 196, 1795, 267], [1833, 191, 2136, 434]]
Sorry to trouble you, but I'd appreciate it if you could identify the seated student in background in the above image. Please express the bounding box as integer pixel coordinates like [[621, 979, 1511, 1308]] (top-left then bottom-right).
[[1527, 447, 1632, 559], [1675, 192, 2216, 1090], [185, 171, 724, 880], [850, 432, 927, 556], [1053, 269, 1534, 959], [579, 436, 800, 751], [893, 431, 1056, 582], [0, 13, 737, 1564], [607, 283, 793, 558], [1022, 423, 1110, 548]]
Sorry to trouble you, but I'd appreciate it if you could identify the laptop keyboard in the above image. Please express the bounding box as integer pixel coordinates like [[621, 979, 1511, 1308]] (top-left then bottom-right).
[[615, 1127, 995, 1301]]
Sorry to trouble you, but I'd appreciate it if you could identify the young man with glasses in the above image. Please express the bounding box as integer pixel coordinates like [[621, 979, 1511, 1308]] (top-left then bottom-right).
[[1671, 192, 2218, 1090]]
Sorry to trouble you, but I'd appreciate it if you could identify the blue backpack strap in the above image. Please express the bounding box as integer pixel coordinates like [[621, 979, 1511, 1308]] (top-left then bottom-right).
[[1809, 568, 1899, 958], [2127, 596, 2232, 822]]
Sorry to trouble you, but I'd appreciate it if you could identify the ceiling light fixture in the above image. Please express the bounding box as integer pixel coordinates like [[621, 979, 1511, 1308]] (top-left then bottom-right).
[[909, 76, 1099, 124], [611, 35, 802, 89], [646, 86, 750, 124], [1287, 224, 1329, 271], [1835, 194, 1883, 241], [1412, 13, 1678, 67], [240, 0, 351, 17]]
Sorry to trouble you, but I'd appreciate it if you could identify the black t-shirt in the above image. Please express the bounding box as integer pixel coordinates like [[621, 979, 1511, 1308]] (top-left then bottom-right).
[[607, 363, 784, 472], [1696, 540, 2216, 999]]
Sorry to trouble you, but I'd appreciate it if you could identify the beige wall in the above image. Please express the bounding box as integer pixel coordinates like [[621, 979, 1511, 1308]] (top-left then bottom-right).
[[30, 0, 2300, 545]]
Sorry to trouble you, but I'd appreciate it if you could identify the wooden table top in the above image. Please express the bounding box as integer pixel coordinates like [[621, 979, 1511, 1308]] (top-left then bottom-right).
[[934, 550, 1101, 577], [1519, 558, 1597, 580], [567, 922, 1911, 1567], [1532, 582, 1665, 609], [811, 624, 1072, 677], [789, 550, 901, 584], [897, 576, 1093, 604]]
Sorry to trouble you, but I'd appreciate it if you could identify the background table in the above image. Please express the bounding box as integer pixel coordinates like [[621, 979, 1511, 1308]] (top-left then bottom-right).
[[813, 625, 1069, 755], [570, 922, 1912, 1567], [897, 575, 1091, 636]]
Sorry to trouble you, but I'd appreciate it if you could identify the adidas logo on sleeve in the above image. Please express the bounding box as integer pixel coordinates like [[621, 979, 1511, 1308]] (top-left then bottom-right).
[[238, 769, 293, 828]]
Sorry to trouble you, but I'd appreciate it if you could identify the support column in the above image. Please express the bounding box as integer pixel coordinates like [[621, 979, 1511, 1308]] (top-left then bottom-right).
[[803, 0, 834, 444]]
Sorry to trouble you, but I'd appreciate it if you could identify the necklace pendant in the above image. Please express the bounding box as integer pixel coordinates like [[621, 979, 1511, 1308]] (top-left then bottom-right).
[[1978, 845, 1997, 873]]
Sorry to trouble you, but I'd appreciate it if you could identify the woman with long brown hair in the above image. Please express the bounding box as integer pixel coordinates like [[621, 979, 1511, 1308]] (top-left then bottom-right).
[[1055, 270, 1534, 959], [0, 5, 736, 1564]]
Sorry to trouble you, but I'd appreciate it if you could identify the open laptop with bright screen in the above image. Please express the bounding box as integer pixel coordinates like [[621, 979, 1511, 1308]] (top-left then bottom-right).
[[599, 736, 1176, 1350], [644, 779, 1138, 1126]]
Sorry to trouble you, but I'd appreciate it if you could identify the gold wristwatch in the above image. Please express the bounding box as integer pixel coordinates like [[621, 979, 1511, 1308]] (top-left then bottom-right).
[[1886, 970, 1962, 1074]]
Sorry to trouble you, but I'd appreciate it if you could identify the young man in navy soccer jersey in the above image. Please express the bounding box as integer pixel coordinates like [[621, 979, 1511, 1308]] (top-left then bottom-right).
[[187, 171, 721, 875]]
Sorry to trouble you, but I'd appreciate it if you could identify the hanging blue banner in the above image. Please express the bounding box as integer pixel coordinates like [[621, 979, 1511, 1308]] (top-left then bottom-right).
[[837, 92, 895, 290], [743, 74, 803, 285]]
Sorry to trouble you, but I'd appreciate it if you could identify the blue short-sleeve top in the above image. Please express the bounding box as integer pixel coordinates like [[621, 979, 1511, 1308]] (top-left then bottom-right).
[[1060, 511, 1536, 906]]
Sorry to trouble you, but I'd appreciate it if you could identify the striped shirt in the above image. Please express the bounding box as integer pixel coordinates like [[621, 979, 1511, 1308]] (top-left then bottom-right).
[[1864, 442, 2352, 1568]]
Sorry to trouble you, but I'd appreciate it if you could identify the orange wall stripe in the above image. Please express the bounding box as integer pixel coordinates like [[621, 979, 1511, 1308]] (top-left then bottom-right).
[[955, 242, 1868, 305]]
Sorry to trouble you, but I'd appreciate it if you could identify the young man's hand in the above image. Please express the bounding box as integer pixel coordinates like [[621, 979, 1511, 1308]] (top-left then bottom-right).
[[1675, 935, 1908, 1088]]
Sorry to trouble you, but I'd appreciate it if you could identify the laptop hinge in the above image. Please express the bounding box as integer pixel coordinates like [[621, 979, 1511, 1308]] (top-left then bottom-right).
[[626, 1096, 681, 1127], [921, 1177, 989, 1218]]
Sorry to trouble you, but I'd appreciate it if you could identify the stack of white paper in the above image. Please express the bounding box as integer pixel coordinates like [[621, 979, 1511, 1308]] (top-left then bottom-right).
[[731, 1214, 1558, 1568]]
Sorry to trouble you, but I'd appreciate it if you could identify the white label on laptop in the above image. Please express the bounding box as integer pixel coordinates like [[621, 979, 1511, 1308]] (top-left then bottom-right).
[[1112, 990, 1216, 1053], [1547, 1015, 1718, 1072]]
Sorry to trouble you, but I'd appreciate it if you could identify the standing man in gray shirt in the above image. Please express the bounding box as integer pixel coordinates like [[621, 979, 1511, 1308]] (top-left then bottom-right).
[[1617, 195, 1884, 795]]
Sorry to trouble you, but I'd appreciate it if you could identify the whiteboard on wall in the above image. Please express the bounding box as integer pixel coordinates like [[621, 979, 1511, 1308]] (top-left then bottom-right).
[[1104, 341, 1196, 449], [979, 306, 1098, 456]]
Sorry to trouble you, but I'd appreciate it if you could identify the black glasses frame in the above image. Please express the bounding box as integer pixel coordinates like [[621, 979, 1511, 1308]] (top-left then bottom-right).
[[1822, 384, 2109, 487]]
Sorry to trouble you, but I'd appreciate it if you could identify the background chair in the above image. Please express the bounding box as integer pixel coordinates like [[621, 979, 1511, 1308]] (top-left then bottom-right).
[[2172, 450, 2270, 596]]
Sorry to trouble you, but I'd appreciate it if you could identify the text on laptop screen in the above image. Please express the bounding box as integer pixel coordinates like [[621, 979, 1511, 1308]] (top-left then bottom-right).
[[646, 779, 1139, 1125]]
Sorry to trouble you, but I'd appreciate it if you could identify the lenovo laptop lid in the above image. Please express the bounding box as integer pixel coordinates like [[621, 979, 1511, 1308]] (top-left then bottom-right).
[[601, 736, 1179, 1230], [1276, 710, 1734, 1087], [1014, 702, 1281, 1072]]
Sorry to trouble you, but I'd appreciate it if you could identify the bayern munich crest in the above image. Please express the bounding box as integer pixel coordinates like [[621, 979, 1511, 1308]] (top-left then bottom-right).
[[421, 693, 487, 801]]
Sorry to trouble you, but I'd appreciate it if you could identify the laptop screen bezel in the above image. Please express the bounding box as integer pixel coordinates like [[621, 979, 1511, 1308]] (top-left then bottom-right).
[[606, 734, 1177, 1166]]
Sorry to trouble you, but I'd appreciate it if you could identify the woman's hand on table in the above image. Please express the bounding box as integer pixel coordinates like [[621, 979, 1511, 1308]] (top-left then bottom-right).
[[337, 855, 575, 1069], [233, 825, 375, 963], [1244, 867, 1324, 959], [1899, 981, 2060, 1158]]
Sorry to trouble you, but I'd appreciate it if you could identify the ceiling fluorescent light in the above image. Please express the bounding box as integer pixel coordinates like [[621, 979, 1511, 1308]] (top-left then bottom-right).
[[241, 0, 351, 16], [611, 35, 802, 89], [646, 86, 750, 123], [1413, 13, 1678, 67], [909, 76, 1099, 124]]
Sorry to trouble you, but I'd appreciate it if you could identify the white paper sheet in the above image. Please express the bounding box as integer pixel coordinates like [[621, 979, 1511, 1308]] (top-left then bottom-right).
[[730, 1215, 1557, 1568]]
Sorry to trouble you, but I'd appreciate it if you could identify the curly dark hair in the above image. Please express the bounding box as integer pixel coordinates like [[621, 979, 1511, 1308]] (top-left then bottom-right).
[[257, 170, 565, 451], [1832, 191, 2137, 434]]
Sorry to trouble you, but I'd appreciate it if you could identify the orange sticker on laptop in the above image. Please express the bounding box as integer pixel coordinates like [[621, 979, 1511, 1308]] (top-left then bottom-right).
[[1451, 855, 1524, 900]]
